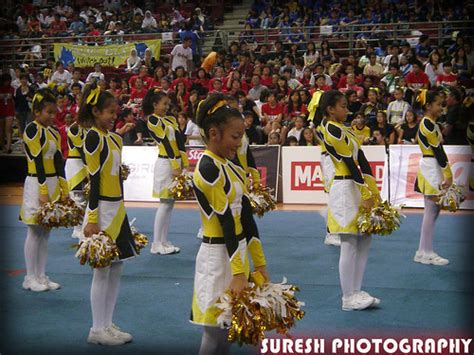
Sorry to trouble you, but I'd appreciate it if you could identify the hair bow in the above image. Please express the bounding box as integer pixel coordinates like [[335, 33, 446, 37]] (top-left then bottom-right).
[[369, 87, 380, 93], [307, 89, 324, 122], [416, 88, 428, 106], [207, 100, 227, 115], [32, 92, 44, 105], [86, 87, 101, 106]]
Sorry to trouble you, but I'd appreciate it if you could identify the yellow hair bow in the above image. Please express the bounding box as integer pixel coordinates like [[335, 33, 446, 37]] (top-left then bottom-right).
[[207, 100, 227, 115], [307, 89, 324, 122], [32, 92, 44, 105], [86, 87, 101, 106], [416, 89, 428, 106], [369, 87, 380, 93]]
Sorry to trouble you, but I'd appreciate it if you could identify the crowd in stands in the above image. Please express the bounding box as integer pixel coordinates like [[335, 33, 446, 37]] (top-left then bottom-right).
[[0, 0, 473, 156]]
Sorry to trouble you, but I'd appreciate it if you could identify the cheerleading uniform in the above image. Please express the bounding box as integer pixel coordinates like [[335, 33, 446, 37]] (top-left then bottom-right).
[[191, 150, 266, 326], [233, 134, 260, 189], [323, 120, 379, 308], [20, 120, 68, 291], [20, 121, 68, 224], [414, 116, 452, 265], [82, 127, 137, 260], [415, 116, 452, 196], [316, 119, 335, 193], [147, 114, 189, 199], [65, 122, 88, 238]]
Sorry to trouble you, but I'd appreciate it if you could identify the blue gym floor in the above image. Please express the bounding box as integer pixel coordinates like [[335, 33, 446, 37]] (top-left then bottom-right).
[[0, 205, 472, 354]]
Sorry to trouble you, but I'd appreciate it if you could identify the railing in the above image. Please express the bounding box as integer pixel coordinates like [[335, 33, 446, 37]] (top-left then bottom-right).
[[0, 20, 472, 71]]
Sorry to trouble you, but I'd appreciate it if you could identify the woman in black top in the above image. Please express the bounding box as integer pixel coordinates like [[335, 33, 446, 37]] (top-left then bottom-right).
[[15, 74, 34, 137], [397, 110, 419, 144], [371, 111, 396, 144]]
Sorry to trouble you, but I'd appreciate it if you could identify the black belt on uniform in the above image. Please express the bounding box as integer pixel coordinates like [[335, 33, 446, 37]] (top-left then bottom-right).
[[67, 156, 83, 160], [321, 152, 328, 156], [423, 154, 434, 158], [334, 175, 353, 180], [98, 195, 122, 202], [202, 233, 245, 244], [28, 173, 57, 177], [158, 154, 181, 159]]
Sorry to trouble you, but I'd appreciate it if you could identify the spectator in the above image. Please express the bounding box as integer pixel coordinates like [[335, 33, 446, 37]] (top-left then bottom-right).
[[267, 131, 281, 145], [185, 90, 199, 120], [68, 14, 86, 36], [243, 111, 262, 144], [310, 63, 333, 87], [399, 55, 413, 77], [425, 51, 445, 87], [363, 53, 384, 78], [372, 111, 396, 144], [49, 62, 72, 87], [69, 69, 85, 91], [387, 87, 411, 125], [14, 74, 34, 138], [286, 115, 306, 142], [85, 63, 105, 83], [284, 90, 307, 122], [127, 77, 146, 109], [436, 62, 458, 87], [126, 49, 142, 74], [0, 74, 15, 153], [49, 13, 68, 36], [313, 75, 332, 92], [285, 135, 299, 146], [442, 87, 467, 145], [405, 60, 429, 91], [142, 11, 158, 32], [320, 40, 336, 62], [248, 74, 268, 101], [170, 37, 193, 73], [381, 64, 401, 94], [282, 68, 302, 90], [299, 127, 318, 146], [129, 66, 153, 89], [361, 88, 385, 127], [369, 129, 386, 145], [184, 109, 204, 146], [415, 34, 432, 64], [261, 91, 284, 134], [396, 110, 418, 144], [352, 113, 371, 144], [339, 73, 364, 98], [346, 90, 362, 123], [452, 47, 471, 80]]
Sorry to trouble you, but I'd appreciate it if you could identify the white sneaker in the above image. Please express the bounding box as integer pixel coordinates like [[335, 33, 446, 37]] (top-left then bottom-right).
[[414, 251, 449, 266], [196, 227, 203, 239], [324, 234, 341, 246], [38, 275, 61, 290], [150, 242, 180, 255], [106, 324, 133, 343], [357, 290, 380, 307], [72, 228, 84, 239], [87, 328, 125, 346], [342, 293, 374, 311], [22, 276, 49, 292]]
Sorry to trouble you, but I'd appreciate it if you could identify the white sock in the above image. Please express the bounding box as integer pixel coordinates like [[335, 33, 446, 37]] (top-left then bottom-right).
[[71, 191, 86, 236], [353, 235, 372, 293], [104, 262, 123, 328], [153, 199, 174, 245], [36, 228, 50, 278], [91, 267, 110, 331], [24, 225, 42, 278], [199, 326, 231, 355], [418, 196, 440, 254], [339, 234, 357, 298]]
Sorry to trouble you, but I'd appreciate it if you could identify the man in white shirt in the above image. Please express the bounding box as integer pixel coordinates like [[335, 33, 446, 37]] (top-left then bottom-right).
[[85, 63, 105, 83], [170, 37, 193, 73], [387, 87, 411, 125], [49, 62, 72, 87], [248, 75, 268, 101]]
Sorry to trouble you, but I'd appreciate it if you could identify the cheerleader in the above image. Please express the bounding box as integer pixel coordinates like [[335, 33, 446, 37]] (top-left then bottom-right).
[[65, 120, 89, 238], [20, 88, 68, 292], [321, 90, 381, 311], [414, 91, 453, 266], [79, 84, 137, 345], [191, 94, 269, 355], [143, 89, 189, 255]]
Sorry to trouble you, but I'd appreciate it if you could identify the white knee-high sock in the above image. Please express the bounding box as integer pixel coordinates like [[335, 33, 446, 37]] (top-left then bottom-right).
[[153, 199, 174, 244], [339, 235, 357, 298], [418, 196, 440, 254], [24, 225, 42, 277], [36, 227, 50, 278], [91, 267, 111, 331], [353, 235, 372, 293], [199, 326, 231, 355], [104, 262, 123, 328], [71, 191, 86, 236]]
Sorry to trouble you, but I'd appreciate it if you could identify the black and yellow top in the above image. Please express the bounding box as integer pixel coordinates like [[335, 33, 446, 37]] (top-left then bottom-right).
[[323, 120, 378, 200], [233, 134, 260, 189], [417, 116, 452, 179], [84, 127, 124, 224], [193, 150, 266, 275], [23, 120, 67, 195], [315, 119, 328, 154], [147, 114, 189, 169], [67, 122, 87, 161]]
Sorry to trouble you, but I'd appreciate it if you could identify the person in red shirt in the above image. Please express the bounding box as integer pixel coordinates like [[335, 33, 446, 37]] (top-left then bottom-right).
[[405, 60, 430, 91], [237, 52, 254, 82], [313, 75, 332, 92], [261, 91, 284, 134], [436, 62, 458, 87], [149, 66, 166, 89], [192, 68, 209, 97], [127, 77, 147, 109], [85, 23, 101, 44], [260, 65, 273, 87], [208, 78, 224, 94], [49, 14, 67, 36], [107, 78, 123, 100], [339, 73, 364, 98], [171, 66, 191, 91], [0, 74, 15, 153], [208, 67, 226, 92], [129, 66, 153, 89], [337, 64, 363, 89], [175, 81, 189, 112], [284, 90, 308, 123]]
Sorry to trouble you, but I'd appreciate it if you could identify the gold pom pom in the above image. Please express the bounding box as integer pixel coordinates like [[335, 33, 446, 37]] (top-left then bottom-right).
[[35, 197, 84, 229], [121, 164, 131, 181], [216, 276, 305, 346], [73, 231, 120, 268], [249, 185, 276, 217], [357, 200, 405, 236], [130, 225, 148, 254], [436, 183, 466, 212], [168, 172, 194, 200]]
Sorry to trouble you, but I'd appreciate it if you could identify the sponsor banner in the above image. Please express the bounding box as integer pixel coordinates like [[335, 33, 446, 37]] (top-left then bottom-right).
[[282, 146, 386, 204], [122, 145, 280, 201], [53, 40, 161, 68], [382, 145, 473, 209]]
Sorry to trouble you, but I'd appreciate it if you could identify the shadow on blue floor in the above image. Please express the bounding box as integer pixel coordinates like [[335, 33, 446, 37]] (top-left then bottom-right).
[[0, 205, 472, 354]]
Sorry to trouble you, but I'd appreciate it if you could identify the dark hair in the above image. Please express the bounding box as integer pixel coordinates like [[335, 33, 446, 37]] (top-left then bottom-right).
[[448, 87, 462, 102], [345, 89, 356, 98], [425, 90, 441, 108], [142, 88, 168, 116], [319, 90, 345, 117], [120, 107, 133, 119], [285, 136, 298, 145], [77, 83, 115, 127], [443, 61, 452, 67], [71, 83, 82, 90], [195, 93, 242, 139], [32, 88, 56, 113]]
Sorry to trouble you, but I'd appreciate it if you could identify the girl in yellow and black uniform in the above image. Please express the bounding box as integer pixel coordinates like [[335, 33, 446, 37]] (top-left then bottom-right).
[[321, 90, 381, 312], [143, 89, 189, 255], [20, 88, 68, 292], [79, 84, 137, 346], [414, 90, 453, 266], [65, 120, 89, 239], [191, 94, 269, 355]]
